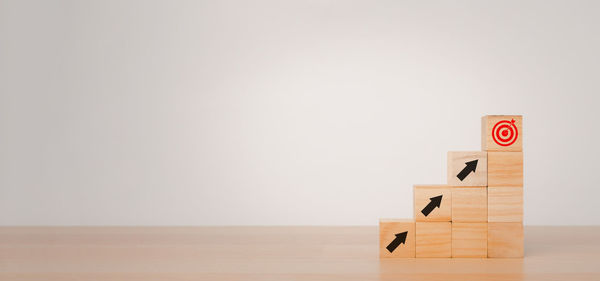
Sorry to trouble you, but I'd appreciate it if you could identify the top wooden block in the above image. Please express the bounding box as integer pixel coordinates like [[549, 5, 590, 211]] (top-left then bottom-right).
[[482, 115, 523, 151]]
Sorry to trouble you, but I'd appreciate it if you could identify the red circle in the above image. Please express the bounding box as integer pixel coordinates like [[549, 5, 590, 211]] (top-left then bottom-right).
[[495, 126, 513, 143], [492, 120, 518, 146], [496, 125, 512, 141]]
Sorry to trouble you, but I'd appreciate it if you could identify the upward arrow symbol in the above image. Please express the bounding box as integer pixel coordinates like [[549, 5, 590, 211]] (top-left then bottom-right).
[[456, 160, 478, 181], [420, 195, 443, 217], [386, 231, 408, 253]]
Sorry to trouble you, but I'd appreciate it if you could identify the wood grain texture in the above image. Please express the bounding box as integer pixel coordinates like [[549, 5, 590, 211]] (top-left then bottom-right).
[[488, 187, 523, 222], [482, 115, 523, 152], [452, 187, 487, 222], [2, 226, 600, 280], [379, 219, 415, 258], [447, 151, 487, 186], [416, 222, 452, 258], [488, 152, 523, 187], [488, 222, 524, 258], [452, 223, 487, 258], [414, 185, 451, 222]]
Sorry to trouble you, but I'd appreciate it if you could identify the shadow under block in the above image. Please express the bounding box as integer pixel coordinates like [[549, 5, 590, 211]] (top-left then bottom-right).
[[488, 187, 523, 222], [482, 115, 523, 152], [413, 185, 451, 222], [379, 219, 415, 258], [447, 151, 487, 186], [452, 223, 488, 258], [488, 222, 524, 258], [416, 222, 452, 258], [488, 152, 523, 187], [452, 187, 487, 222]]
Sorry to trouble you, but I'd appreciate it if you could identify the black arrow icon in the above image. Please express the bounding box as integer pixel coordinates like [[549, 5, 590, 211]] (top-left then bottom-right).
[[420, 195, 443, 217], [386, 231, 408, 253], [456, 160, 478, 181]]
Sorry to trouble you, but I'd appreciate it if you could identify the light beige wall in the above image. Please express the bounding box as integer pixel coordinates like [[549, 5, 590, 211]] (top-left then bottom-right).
[[1, 0, 599, 225]]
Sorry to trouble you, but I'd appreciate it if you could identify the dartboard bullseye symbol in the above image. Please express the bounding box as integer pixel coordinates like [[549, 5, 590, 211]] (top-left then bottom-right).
[[492, 119, 518, 146]]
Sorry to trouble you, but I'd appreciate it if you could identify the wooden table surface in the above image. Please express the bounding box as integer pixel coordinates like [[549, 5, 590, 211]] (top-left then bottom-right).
[[1, 226, 599, 280]]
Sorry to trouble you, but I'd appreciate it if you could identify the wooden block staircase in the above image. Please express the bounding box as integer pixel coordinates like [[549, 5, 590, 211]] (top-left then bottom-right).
[[379, 115, 523, 258]]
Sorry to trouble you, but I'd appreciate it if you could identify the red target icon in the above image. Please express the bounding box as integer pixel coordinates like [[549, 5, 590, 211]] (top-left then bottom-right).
[[492, 119, 518, 146]]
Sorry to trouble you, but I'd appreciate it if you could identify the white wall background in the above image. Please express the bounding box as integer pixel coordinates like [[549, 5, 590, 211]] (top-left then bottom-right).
[[1, 0, 599, 225]]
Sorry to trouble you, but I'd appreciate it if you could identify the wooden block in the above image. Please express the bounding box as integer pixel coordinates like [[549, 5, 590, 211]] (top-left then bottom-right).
[[413, 185, 451, 222], [488, 152, 523, 187], [488, 187, 523, 222], [379, 219, 415, 258], [452, 223, 487, 258], [416, 222, 452, 258], [488, 222, 524, 258], [482, 115, 523, 151], [452, 187, 487, 222], [447, 151, 487, 186]]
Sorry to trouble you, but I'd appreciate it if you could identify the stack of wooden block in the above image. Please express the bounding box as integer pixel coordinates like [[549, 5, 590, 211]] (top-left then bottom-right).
[[379, 115, 523, 258]]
